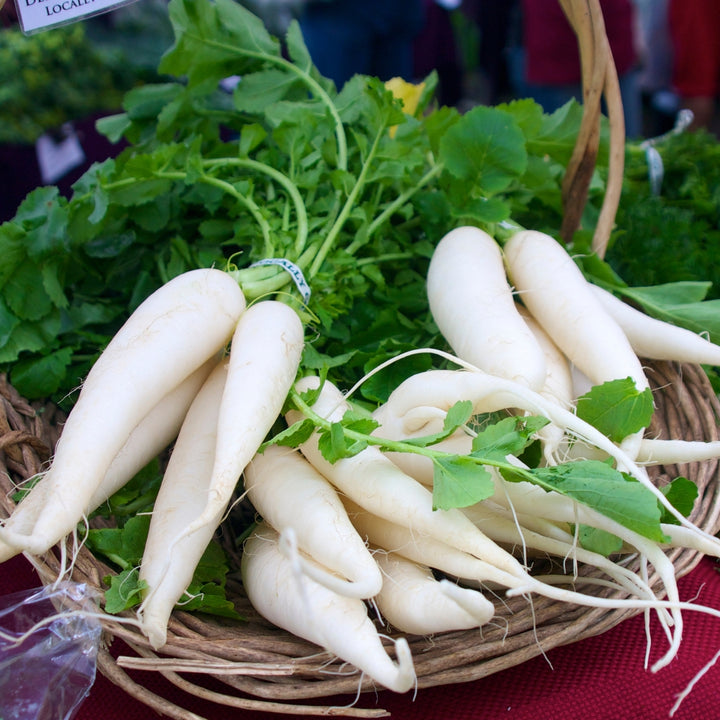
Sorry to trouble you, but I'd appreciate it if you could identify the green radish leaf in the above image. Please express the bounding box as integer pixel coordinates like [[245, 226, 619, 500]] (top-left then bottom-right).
[[527, 100, 605, 166], [0, 313, 63, 367], [179, 542, 243, 620], [625, 280, 711, 306], [268, 418, 316, 449], [91, 459, 163, 525], [342, 408, 380, 436], [85, 514, 151, 568], [0, 224, 27, 288], [432, 455, 495, 510], [5, 262, 54, 320], [470, 415, 549, 462], [179, 581, 242, 619], [439, 105, 527, 193], [509, 460, 667, 542], [160, 0, 280, 86], [401, 400, 474, 449], [95, 113, 131, 143], [88, 503, 240, 617], [659, 476, 699, 524], [10, 347, 74, 400], [449, 194, 511, 224], [284, 19, 314, 74], [320, 422, 347, 462], [233, 70, 304, 113], [497, 98, 545, 139], [576, 378, 654, 442], [103, 569, 147, 614], [577, 525, 624, 557], [0, 298, 20, 348], [444, 400, 474, 431], [318, 421, 368, 463], [192, 539, 231, 585]]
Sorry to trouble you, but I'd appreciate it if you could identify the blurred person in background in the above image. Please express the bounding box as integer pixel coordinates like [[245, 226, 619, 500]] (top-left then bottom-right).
[[634, 0, 678, 136], [462, 0, 520, 106], [414, 0, 464, 107], [519, 0, 642, 138], [668, 0, 720, 132], [298, 0, 426, 89]]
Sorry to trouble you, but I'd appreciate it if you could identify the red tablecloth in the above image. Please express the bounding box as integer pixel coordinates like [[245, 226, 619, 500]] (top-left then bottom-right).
[[3, 552, 720, 720]]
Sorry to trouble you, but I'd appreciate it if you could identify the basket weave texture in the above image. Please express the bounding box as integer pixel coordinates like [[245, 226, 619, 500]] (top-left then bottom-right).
[[2, 362, 720, 718]]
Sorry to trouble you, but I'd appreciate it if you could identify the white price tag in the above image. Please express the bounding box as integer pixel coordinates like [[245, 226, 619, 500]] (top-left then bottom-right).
[[15, 0, 140, 34], [35, 124, 85, 185]]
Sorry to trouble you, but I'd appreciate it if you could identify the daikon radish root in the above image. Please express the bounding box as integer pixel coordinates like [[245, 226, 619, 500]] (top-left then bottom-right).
[[179, 300, 304, 543], [590, 283, 720, 365], [0, 356, 220, 566], [561, 428, 720, 467], [88, 355, 221, 512], [570, 363, 595, 398], [347, 497, 654, 604], [503, 230, 649, 393], [138, 358, 230, 650], [372, 366, 705, 535], [373, 551, 495, 635], [288, 375, 691, 641], [481, 472, 694, 671], [244, 445, 383, 598], [460, 502, 659, 601], [503, 229, 649, 461], [287, 376, 530, 580], [344, 498, 533, 591], [426, 226, 547, 391], [516, 303, 574, 464], [346, 499, 687, 663], [0, 268, 246, 557], [636, 438, 720, 465], [660, 524, 720, 558], [241, 522, 416, 693]]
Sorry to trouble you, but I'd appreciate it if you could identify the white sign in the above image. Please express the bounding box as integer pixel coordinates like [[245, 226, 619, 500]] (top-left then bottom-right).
[[35, 123, 86, 185], [16, 0, 139, 34]]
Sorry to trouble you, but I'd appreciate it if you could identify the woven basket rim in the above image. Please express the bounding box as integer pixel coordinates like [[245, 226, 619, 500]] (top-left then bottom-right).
[[2, 359, 720, 718]]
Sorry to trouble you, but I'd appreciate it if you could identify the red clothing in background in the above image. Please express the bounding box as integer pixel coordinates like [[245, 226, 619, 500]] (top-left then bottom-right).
[[523, 0, 637, 85], [669, 0, 720, 98]]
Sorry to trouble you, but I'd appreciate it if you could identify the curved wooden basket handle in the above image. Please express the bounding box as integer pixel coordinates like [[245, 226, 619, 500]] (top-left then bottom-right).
[[558, 0, 626, 259]]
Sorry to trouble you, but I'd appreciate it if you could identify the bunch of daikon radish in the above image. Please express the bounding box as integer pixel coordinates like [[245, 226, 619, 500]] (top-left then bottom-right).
[[3, 228, 720, 712]]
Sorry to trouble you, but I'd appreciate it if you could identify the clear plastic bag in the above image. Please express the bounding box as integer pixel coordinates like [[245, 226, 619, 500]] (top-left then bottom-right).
[[0, 582, 103, 720]]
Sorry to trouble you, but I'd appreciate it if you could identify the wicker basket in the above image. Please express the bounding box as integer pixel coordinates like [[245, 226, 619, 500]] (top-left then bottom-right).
[[2, 1, 719, 717], [2, 361, 720, 718]]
